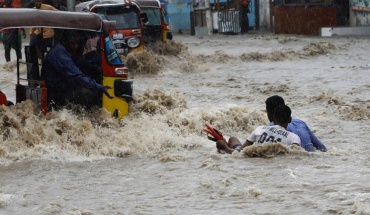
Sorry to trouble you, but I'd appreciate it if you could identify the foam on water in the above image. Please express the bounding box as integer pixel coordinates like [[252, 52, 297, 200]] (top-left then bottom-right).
[[0, 38, 366, 165], [0, 87, 271, 164], [1, 34, 370, 215]]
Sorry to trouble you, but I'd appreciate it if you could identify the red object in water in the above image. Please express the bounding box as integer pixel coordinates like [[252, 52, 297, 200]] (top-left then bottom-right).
[[203, 124, 224, 141], [0, 91, 8, 106]]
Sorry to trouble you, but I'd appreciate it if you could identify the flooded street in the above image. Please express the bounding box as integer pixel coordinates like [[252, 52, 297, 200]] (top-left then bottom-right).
[[1, 33, 370, 214]]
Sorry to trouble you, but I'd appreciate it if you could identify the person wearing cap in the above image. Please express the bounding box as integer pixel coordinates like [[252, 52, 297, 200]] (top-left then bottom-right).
[[265, 95, 327, 152], [41, 30, 114, 109], [215, 105, 301, 154]]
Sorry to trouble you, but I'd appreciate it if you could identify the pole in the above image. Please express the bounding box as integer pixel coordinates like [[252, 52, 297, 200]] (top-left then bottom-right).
[[205, 0, 212, 35], [16, 29, 19, 84], [269, 0, 273, 33]]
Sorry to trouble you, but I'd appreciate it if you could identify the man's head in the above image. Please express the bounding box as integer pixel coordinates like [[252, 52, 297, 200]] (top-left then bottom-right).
[[52, 0, 61, 9], [273, 104, 292, 127], [34, 0, 43, 9], [265, 95, 285, 122], [60, 30, 87, 56]]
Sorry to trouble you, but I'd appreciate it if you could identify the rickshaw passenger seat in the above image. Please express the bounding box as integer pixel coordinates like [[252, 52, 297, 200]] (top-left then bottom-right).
[[16, 83, 48, 115]]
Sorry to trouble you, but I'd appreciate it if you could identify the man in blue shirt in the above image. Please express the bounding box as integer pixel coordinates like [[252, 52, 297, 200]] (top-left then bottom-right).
[[265, 95, 327, 152], [41, 30, 113, 109]]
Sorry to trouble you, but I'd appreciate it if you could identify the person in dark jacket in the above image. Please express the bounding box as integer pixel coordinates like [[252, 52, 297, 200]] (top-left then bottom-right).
[[239, 0, 249, 34], [41, 30, 113, 109]]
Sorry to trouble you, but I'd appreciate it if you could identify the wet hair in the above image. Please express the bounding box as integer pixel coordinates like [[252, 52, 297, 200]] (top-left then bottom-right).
[[265, 95, 285, 112], [273, 104, 291, 124], [59, 30, 91, 55], [60, 30, 83, 46]]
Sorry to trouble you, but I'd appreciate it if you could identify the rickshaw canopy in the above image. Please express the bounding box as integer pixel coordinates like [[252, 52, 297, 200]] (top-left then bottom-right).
[[0, 8, 114, 32], [133, 0, 161, 8], [76, 0, 137, 12]]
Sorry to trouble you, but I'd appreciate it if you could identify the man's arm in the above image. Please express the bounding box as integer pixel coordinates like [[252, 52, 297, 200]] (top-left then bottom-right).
[[240, 140, 253, 151], [75, 57, 102, 82], [216, 139, 234, 154], [29, 28, 35, 36], [56, 53, 109, 95], [309, 130, 327, 152], [287, 119, 316, 152], [291, 118, 327, 152], [41, 4, 58, 10], [215, 139, 252, 154]]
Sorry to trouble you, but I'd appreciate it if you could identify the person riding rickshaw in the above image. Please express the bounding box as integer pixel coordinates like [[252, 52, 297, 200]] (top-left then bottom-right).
[[0, 8, 133, 119]]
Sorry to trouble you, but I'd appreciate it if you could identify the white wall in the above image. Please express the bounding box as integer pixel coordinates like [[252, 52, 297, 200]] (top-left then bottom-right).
[[259, 0, 271, 32]]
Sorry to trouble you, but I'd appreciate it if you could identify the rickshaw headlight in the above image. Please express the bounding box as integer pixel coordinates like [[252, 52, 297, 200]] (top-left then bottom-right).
[[127, 37, 140, 48], [115, 67, 129, 75], [115, 67, 129, 78]]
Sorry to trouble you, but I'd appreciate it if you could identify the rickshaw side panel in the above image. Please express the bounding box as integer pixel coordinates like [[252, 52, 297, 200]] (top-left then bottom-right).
[[102, 77, 132, 119], [99, 35, 133, 119]]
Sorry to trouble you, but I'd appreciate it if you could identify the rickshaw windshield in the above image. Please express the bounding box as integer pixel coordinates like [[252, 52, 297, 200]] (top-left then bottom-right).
[[141, 8, 161, 25], [95, 7, 140, 29], [83, 33, 123, 65]]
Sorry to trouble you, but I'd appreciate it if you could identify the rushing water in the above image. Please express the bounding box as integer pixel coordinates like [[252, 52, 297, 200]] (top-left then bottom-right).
[[1, 34, 370, 214]]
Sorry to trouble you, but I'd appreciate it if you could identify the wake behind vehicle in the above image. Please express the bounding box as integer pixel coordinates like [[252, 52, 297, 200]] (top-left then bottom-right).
[[76, 0, 145, 55], [0, 8, 133, 119]]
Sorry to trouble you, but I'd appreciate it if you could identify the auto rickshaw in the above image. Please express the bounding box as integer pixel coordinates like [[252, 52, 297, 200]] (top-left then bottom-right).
[[133, 0, 172, 43], [0, 8, 133, 119], [76, 0, 145, 56]]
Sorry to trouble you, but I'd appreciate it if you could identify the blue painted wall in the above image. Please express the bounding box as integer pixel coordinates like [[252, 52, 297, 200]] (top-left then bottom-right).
[[247, 0, 256, 28], [161, 0, 256, 31], [163, 0, 193, 31]]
